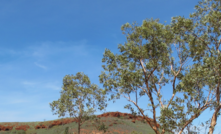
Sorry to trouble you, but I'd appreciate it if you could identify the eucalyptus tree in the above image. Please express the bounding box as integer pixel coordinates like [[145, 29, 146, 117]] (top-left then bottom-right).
[[180, 0, 221, 133], [98, 15, 215, 133], [49, 72, 108, 134]]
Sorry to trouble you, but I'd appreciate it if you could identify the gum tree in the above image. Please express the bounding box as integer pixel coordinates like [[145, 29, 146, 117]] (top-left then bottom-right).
[[181, 0, 221, 133], [49, 72, 108, 134], [98, 16, 215, 133]]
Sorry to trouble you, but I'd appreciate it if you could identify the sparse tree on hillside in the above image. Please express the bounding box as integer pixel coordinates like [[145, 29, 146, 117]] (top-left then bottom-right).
[[98, 13, 215, 134], [49, 72, 108, 134]]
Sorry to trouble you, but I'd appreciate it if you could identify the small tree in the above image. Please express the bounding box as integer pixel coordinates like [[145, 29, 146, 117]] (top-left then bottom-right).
[[49, 72, 108, 134]]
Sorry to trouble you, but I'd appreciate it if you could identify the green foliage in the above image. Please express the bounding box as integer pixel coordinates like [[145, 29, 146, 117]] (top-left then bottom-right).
[[99, 17, 196, 133], [97, 122, 108, 133], [49, 72, 108, 134], [91, 117, 109, 133]]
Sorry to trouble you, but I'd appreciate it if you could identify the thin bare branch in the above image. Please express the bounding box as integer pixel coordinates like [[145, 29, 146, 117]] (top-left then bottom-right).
[[205, 89, 212, 107]]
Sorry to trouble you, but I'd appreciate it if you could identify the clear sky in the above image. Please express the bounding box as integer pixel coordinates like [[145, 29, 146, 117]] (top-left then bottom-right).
[[0, 0, 220, 133]]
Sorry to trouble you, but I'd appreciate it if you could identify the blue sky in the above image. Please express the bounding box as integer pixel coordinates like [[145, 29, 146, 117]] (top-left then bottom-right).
[[0, 0, 220, 133]]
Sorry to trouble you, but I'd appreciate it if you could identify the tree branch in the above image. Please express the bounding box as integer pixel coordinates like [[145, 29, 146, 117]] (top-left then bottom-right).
[[139, 58, 159, 133], [178, 104, 210, 134]]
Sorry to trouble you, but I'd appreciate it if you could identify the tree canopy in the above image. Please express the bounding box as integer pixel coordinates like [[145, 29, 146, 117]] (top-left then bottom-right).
[[49, 72, 108, 134]]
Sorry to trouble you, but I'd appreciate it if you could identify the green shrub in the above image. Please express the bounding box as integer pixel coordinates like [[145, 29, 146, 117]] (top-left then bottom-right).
[[91, 118, 109, 133], [97, 122, 108, 133]]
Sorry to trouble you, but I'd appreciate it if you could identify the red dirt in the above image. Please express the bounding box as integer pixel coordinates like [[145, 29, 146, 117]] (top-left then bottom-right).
[[0, 111, 160, 133]]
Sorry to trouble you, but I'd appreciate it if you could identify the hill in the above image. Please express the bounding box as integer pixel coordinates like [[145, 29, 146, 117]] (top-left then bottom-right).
[[0, 111, 174, 134]]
